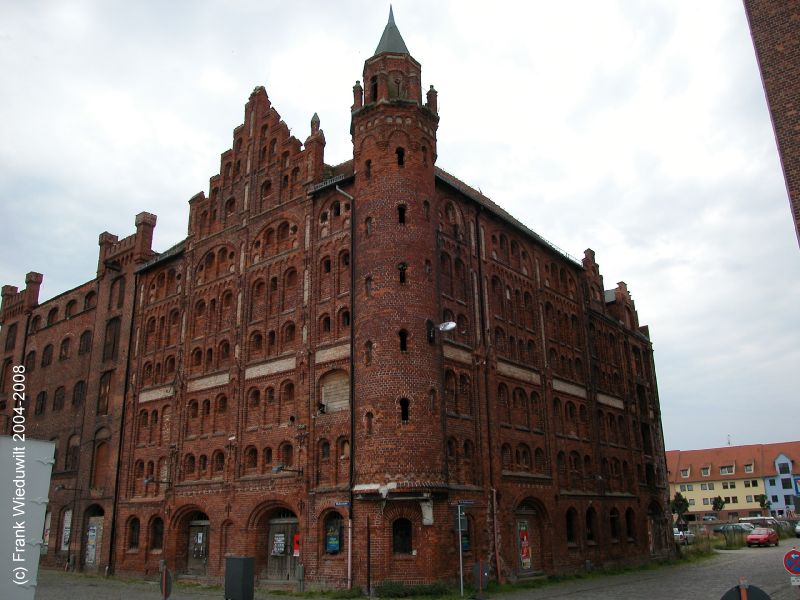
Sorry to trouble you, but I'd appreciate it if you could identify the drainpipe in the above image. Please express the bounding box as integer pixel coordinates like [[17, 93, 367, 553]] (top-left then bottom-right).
[[108, 270, 139, 574], [473, 205, 503, 583], [335, 184, 355, 590]]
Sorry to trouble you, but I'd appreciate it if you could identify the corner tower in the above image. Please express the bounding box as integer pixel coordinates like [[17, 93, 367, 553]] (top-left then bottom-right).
[[351, 9, 442, 487]]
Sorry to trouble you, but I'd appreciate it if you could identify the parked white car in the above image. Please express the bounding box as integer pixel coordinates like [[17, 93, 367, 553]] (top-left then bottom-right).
[[795, 522, 800, 538], [673, 527, 695, 545]]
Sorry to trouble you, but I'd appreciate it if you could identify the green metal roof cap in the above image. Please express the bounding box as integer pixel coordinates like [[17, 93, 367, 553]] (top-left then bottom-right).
[[374, 6, 409, 55]]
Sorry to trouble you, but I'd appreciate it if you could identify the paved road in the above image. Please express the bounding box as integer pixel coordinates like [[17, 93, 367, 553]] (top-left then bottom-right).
[[502, 545, 799, 600], [31, 544, 800, 600]]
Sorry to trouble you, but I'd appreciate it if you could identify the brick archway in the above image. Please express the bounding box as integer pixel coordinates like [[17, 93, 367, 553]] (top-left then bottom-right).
[[247, 502, 300, 581], [512, 496, 550, 576]]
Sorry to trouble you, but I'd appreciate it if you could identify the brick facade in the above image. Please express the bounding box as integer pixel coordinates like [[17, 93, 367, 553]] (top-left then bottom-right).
[[744, 0, 800, 247], [0, 11, 671, 587]]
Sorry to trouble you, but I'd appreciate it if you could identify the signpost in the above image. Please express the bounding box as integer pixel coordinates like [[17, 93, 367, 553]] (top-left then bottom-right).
[[784, 548, 800, 576], [455, 501, 475, 598]]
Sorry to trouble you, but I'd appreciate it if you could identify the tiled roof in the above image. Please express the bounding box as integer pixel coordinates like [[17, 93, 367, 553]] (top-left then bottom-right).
[[667, 441, 800, 482]]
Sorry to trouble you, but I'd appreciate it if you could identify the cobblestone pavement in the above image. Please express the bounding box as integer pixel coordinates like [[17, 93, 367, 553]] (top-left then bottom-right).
[[32, 544, 800, 600]]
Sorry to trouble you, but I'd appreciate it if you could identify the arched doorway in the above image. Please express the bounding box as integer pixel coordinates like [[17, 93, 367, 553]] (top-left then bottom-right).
[[176, 510, 210, 575], [514, 497, 547, 575], [254, 508, 299, 580], [82, 504, 105, 571]]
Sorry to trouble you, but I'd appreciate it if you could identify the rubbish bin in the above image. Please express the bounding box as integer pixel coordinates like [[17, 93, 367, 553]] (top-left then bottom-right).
[[225, 556, 255, 600], [472, 560, 490, 591]]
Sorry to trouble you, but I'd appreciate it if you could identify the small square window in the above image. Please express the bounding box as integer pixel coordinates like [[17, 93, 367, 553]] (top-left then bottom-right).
[[746, 495, 753, 503], [688, 499, 695, 506], [702, 498, 710, 505], [680, 468, 689, 478], [701, 467, 710, 477], [744, 463, 754, 473], [687, 484, 694, 491], [720, 465, 734, 475]]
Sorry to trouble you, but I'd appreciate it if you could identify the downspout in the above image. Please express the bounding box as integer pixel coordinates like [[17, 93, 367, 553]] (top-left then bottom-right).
[[473, 205, 503, 583], [108, 270, 139, 574], [336, 184, 355, 590]]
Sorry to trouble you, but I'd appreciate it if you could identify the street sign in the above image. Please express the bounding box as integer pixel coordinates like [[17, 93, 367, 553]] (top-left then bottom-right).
[[784, 548, 800, 576], [334, 501, 350, 507], [458, 500, 476, 506], [791, 576, 800, 586]]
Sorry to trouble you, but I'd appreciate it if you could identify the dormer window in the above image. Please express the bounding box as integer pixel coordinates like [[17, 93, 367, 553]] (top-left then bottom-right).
[[701, 467, 710, 477], [680, 468, 689, 478], [744, 463, 754, 473], [720, 465, 734, 475]]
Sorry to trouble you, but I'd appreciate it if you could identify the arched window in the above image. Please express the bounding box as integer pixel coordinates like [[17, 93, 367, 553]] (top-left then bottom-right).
[[127, 518, 140, 550], [97, 371, 112, 415], [213, 450, 225, 473], [184, 454, 196, 475], [609, 508, 620, 541], [395, 147, 405, 167], [79, 330, 93, 354], [53, 387, 65, 411], [566, 508, 578, 544], [392, 518, 412, 554], [399, 398, 410, 423], [586, 507, 597, 543], [66, 436, 80, 471], [41, 344, 53, 367], [4, 323, 17, 351], [324, 513, 343, 554], [72, 380, 86, 407], [625, 508, 636, 540], [319, 439, 330, 461], [103, 318, 121, 361], [149, 517, 164, 550]]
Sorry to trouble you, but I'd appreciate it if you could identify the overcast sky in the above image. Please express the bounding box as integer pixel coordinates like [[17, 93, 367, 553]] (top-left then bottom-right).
[[1, 1, 797, 452]]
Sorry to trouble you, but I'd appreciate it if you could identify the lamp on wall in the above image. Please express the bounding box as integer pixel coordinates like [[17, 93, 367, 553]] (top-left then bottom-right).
[[271, 464, 303, 475], [143, 476, 171, 487]]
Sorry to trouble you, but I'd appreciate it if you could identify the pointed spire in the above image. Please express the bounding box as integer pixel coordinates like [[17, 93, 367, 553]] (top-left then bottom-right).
[[310, 112, 320, 135], [374, 5, 409, 55]]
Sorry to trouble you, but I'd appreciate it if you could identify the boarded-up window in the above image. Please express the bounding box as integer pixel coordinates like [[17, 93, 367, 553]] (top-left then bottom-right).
[[319, 370, 349, 413]]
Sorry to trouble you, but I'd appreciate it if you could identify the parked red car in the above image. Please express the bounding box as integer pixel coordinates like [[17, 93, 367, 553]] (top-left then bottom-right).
[[746, 527, 779, 547]]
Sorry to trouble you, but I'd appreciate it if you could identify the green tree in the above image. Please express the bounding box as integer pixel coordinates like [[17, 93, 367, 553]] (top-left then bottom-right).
[[671, 491, 690, 521], [757, 494, 771, 511], [712, 496, 726, 512]]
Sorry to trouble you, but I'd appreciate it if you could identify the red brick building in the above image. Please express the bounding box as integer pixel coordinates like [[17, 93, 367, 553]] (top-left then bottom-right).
[[0, 214, 156, 573], [744, 0, 800, 247], [0, 10, 670, 587]]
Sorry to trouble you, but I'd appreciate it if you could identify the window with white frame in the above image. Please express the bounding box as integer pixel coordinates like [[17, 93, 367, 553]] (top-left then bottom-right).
[[720, 465, 734, 475], [701, 467, 710, 477], [744, 463, 754, 473], [680, 468, 689, 478]]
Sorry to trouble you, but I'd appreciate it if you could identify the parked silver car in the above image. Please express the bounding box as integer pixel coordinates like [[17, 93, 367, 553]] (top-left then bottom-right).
[[673, 527, 695, 545]]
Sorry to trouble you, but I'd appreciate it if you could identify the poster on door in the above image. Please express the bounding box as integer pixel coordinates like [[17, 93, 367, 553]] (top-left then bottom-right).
[[272, 533, 286, 555], [293, 533, 301, 557], [85, 524, 97, 565], [517, 520, 531, 570]]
